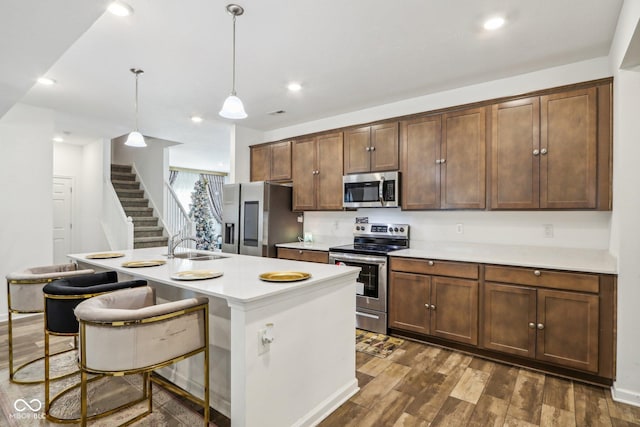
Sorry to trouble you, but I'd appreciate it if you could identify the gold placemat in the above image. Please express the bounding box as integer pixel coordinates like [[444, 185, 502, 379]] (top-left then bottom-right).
[[121, 260, 166, 268], [259, 271, 311, 282], [171, 270, 223, 281], [85, 252, 125, 259]]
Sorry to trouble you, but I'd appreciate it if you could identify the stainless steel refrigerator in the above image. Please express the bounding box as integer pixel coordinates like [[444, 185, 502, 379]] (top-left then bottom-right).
[[221, 182, 302, 257]]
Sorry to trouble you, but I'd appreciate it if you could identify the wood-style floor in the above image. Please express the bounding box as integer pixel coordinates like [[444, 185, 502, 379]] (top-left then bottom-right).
[[321, 337, 640, 427], [2, 316, 640, 426]]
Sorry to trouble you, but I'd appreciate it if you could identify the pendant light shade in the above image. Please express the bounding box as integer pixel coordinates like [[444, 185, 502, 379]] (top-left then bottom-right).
[[220, 95, 247, 119], [125, 131, 145, 147], [219, 4, 247, 119], [125, 68, 146, 147]]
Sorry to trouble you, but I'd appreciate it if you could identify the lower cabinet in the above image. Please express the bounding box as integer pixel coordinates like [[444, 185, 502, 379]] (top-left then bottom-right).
[[389, 257, 616, 384], [481, 267, 600, 373], [389, 259, 479, 345], [277, 247, 328, 264]]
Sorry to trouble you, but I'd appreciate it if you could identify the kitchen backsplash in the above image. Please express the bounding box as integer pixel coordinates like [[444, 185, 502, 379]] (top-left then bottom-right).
[[303, 209, 611, 250]]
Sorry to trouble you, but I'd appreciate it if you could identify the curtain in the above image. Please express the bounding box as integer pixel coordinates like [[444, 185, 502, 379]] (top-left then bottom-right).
[[200, 174, 224, 225], [169, 169, 179, 186]]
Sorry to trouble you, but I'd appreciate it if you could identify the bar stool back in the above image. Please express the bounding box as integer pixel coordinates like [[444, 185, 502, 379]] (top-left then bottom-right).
[[5, 262, 94, 383], [42, 271, 147, 423], [74, 286, 210, 427]]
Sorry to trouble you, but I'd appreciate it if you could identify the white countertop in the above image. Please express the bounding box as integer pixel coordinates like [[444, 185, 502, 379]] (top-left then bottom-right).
[[68, 247, 360, 305], [392, 241, 617, 274]]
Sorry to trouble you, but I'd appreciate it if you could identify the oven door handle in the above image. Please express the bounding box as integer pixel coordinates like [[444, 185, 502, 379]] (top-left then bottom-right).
[[329, 252, 387, 265], [356, 311, 380, 320]]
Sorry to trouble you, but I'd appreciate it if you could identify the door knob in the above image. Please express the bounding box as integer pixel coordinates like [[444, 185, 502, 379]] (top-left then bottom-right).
[[533, 149, 540, 156], [537, 323, 545, 330], [528, 322, 536, 329], [541, 148, 548, 155], [430, 304, 436, 310]]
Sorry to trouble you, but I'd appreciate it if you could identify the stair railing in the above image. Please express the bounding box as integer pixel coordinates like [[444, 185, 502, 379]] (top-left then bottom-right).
[[102, 181, 134, 250], [164, 180, 195, 247]]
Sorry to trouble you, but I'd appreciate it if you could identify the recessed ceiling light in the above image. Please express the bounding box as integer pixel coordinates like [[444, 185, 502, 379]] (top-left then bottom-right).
[[287, 82, 302, 92], [108, 1, 134, 17], [191, 116, 203, 123], [52, 136, 64, 142], [483, 16, 505, 31], [37, 77, 56, 85]]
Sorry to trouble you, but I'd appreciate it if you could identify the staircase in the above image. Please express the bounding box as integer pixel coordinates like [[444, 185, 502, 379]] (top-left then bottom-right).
[[111, 164, 168, 249]]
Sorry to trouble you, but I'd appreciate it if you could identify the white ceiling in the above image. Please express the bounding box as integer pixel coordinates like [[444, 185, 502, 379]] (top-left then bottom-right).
[[2, 0, 623, 171]]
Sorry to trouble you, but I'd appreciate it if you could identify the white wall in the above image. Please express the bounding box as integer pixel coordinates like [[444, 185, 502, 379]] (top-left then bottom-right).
[[232, 125, 264, 183], [304, 210, 611, 249], [0, 104, 55, 320], [53, 140, 110, 253], [608, 0, 640, 406]]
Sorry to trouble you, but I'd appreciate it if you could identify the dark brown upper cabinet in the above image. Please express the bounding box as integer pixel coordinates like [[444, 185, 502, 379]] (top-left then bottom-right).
[[401, 107, 487, 210], [490, 83, 611, 210], [344, 122, 399, 174], [250, 140, 292, 182]]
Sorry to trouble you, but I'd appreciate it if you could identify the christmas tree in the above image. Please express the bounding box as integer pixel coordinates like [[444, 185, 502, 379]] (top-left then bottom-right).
[[189, 179, 216, 250]]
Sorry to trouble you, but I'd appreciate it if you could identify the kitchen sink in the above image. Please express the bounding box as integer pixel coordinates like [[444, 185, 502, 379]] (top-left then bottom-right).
[[170, 252, 228, 261]]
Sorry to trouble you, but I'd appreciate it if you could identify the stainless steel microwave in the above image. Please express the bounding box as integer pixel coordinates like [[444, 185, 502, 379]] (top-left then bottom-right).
[[343, 171, 400, 208]]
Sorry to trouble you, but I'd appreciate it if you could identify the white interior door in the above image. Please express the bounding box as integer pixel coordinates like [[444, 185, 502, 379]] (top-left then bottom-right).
[[53, 177, 73, 264]]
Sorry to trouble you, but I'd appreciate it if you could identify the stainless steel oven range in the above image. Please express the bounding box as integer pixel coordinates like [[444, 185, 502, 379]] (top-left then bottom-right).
[[329, 223, 409, 334]]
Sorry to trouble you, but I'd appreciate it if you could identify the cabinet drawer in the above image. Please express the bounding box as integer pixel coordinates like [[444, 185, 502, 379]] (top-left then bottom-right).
[[390, 257, 478, 279], [485, 265, 599, 293], [277, 248, 328, 264]]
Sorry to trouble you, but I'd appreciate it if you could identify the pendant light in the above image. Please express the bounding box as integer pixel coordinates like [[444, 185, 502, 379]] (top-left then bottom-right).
[[219, 4, 247, 119], [125, 68, 146, 147]]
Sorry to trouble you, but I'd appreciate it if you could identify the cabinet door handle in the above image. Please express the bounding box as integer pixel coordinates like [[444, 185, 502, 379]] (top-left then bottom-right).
[[440, 159, 446, 164], [534, 270, 541, 276], [528, 322, 536, 329], [365, 146, 370, 151], [537, 323, 545, 330], [435, 159, 441, 164], [299, 250, 303, 254], [428, 260, 434, 266], [430, 304, 436, 310], [541, 148, 548, 155], [533, 149, 540, 156], [370, 146, 375, 151], [425, 304, 430, 309]]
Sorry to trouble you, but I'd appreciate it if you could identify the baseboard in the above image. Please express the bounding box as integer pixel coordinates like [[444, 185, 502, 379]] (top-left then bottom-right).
[[611, 384, 640, 407], [292, 379, 359, 427]]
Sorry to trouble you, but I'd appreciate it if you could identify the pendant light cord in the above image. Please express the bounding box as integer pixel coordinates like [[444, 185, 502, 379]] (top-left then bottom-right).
[[231, 13, 237, 96], [134, 71, 139, 131]]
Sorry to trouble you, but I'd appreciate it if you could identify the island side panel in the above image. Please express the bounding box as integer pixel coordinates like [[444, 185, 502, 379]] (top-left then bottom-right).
[[229, 272, 359, 427]]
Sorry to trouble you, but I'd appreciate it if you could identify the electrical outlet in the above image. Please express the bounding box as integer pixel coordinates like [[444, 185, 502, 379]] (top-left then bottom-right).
[[456, 223, 464, 234], [258, 328, 269, 355], [257, 323, 275, 355], [543, 224, 554, 238]]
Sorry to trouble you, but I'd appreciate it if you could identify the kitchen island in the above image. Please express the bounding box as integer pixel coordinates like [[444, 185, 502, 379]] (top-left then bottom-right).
[[69, 247, 361, 427]]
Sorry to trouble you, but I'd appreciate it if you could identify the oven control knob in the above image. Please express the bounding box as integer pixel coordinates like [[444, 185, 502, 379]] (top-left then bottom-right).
[[400, 227, 405, 232], [394, 227, 399, 232], [356, 226, 361, 231]]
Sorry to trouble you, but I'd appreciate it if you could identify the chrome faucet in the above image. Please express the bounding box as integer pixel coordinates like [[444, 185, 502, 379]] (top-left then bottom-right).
[[167, 233, 200, 259]]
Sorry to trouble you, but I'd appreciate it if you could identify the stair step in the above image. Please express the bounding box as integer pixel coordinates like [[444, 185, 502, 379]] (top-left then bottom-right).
[[134, 226, 164, 238], [120, 198, 149, 207], [124, 207, 153, 216], [115, 189, 145, 198], [111, 172, 136, 182], [111, 164, 132, 173], [132, 217, 159, 227], [112, 180, 140, 190], [134, 236, 169, 249]]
